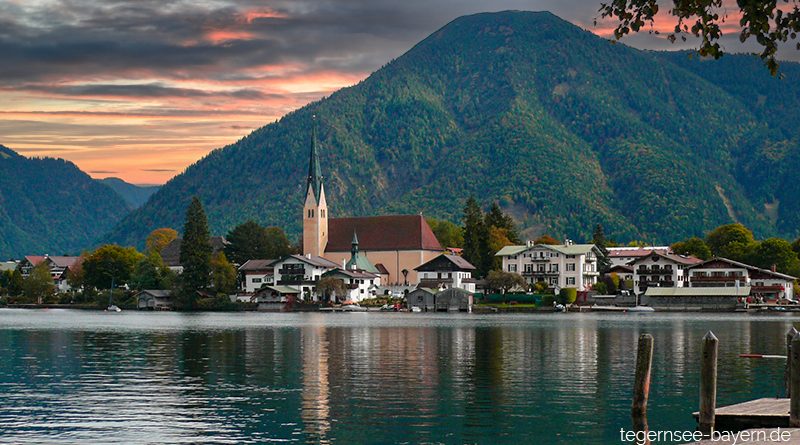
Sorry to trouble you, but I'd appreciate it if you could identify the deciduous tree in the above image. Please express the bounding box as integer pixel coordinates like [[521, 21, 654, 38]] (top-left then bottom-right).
[[210, 251, 237, 295], [23, 262, 54, 303], [671, 236, 712, 260], [486, 270, 527, 294], [225, 220, 292, 265], [146, 228, 178, 255], [83, 245, 144, 289]]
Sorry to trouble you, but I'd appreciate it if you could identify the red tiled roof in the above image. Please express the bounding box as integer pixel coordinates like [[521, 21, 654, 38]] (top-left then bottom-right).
[[327, 215, 442, 252], [608, 248, 670, 258], [24, 255, 46, 266]]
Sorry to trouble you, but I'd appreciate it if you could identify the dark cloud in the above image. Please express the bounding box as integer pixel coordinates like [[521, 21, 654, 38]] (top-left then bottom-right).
[[89, 170, 118, 174], [141, 168, 176, 172], [14, 83, 269, 99]]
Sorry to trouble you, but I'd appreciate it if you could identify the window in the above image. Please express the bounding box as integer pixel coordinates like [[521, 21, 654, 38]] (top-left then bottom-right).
[[566, 263, 576, 272], [508, 264, 517, 272], [567, 277, 576, 285], [252, 278, 262, 283]]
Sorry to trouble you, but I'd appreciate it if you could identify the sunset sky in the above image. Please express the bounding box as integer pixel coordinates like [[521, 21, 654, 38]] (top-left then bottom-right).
[[1, 0, 796, 184]]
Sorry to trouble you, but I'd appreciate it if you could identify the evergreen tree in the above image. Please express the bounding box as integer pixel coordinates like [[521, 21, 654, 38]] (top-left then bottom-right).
[[178, 197, 212, 309], [485, 202, 521, 244], [8, 269, 23, 296], [462, 197, 491, 277], [592, 224, 612, 274], [225, 220, 292, 265]]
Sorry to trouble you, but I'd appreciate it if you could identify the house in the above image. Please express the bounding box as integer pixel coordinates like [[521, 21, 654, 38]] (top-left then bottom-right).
[[17, 255, 82, 292], [607, 264, 634, 285], [300, 125, 443, 286], [495, 240, 601, 292], [135, 289, 173, 310], [238, 259, 275, 293], [686, 257, 797, 301], [608, 246, 671, 268], [252, 285, 300, 311], [1, 261, 19, 273], [273, 254, 338, 301], [321, 268, 380, 302], [434, 288, 473, 312], [630, 251, 703, 295], [414, 254, 477, 292], [406, 287, 437, 311], [160, 236, 229, 273]]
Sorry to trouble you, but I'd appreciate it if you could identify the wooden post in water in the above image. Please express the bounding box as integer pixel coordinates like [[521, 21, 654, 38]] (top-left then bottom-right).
[[786, 327, 798, 397], [791, 332, 800, 427], [699, 331, 719, 436], [632, 333, 654, 444]]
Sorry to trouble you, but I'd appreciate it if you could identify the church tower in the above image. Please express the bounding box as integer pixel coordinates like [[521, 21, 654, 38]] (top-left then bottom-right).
[[302, 116, 328, 257]]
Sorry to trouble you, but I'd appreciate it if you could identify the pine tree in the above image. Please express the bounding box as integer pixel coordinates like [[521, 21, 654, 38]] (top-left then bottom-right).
[[178, 197, 212, 308], [485, 202, 521, 244], [463, 197, 491, 278], [592, 223, 612, 274]]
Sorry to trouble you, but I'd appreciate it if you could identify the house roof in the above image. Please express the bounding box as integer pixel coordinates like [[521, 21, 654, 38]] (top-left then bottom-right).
[[278, 254, 338, 268], [137, 289, 172, 298], [375, 263, 390, 275], [495, 243, 597, 257], [326, 215, 442, 252], [629, 250, 703, 266], [46, 256, 81, 268], [161, 236, 228, 267], [255, 285, 300, 295], [23, 255, 46, 266], [687, 257, 798, 281], [239, 259, 276, 272], [645, 287, 751, 297], [324, 268, 378, 279], [608, 247, 671, 258], [609, 264, 634, 273], [415, 254, 476, 272]]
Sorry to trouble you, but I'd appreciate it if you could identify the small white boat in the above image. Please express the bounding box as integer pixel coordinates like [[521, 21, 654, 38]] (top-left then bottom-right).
[[106, 305, 122, 312], [410, 306, 422, 313], [627, 306, 655, 313], [554, 304, 566, 313], [341, 303, 367, 312]]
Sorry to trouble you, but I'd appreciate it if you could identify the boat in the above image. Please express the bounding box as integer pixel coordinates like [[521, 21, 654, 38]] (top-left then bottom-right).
[[627, 305, 655, 313], [410, 306, 422, 313], [341, 303, 367, 312], [105, 277, 122, 312], [554, 304, 566, 313]]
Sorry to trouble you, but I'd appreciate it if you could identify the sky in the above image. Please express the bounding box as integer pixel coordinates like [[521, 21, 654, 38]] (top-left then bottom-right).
[[1, 0, 797, 185]]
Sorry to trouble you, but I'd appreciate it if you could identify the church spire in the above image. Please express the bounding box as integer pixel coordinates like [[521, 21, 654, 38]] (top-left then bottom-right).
[[306, 114, 323, 203], [351, 230, 359, 258]]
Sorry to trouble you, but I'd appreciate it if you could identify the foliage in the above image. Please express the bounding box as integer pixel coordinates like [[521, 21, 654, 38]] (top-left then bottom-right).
[[23, 263, 54, 303], [178, 197, 212, 309], [83, 244, 144, 289], [592, 223, 612, 273], [541, 295, 556, 307], [485, 202, 521, 244], [106, 12, 800, 251], [427, 217, 464, 248], [671, 236, 712, 260], [130, 251, 174, 290], [593, 282, 608, 295], [146, 228, 178, 255], [532, 280, 551, 293], [210, 251, 237, 295], [196, 295, 240, 311], [598, 0, 800, 74], [462, 197, 491, 277], [485, 270, 528, 293], [316, 276, 348, 302], [705, 223, 756, 261], [558, 287, 578, 305], [7, 269, 23, 296], [749, 238, 800, 277], [534, 235, 560, 245], [224, 220, 292, 265], [0, 145, 129, 258]]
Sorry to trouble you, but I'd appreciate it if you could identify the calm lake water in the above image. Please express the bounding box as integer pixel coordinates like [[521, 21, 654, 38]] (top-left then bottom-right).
[[0, 309, 797, 444]]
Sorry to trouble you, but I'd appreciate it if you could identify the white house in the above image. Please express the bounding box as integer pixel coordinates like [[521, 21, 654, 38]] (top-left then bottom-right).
[[414, 254, 477, 292], [608, 246, 671, 268], [320, 268, 380, 302], [238, 259, 275, 293], [686, 257, 797, 301], [17, 255, 82, 292], [495, 241, 600, 292], [273, 254, 338, 301], [630, 251, 703, 295]]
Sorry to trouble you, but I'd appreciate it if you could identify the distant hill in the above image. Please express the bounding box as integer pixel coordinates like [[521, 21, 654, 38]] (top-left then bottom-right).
[[99, 177, 160, 209], [0, 145, 129, 258], [107, 11, 800, 247]]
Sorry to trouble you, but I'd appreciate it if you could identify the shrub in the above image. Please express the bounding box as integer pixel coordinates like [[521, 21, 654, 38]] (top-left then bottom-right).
[[558, 288, 578, 305], [542, 295, 555, 307]]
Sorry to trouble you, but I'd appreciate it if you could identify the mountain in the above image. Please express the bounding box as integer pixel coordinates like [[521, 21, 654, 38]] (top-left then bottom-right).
[[107, 11, 800, 248], [99, 177, 160, 209], [0, 146, 130, 258]]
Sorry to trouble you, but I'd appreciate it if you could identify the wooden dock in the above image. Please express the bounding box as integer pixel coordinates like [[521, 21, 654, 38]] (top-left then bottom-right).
[[686, 428, 800, 444], [692, 398, 790, 431]]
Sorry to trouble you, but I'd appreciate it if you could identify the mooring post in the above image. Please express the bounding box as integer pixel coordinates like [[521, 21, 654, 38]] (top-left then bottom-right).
[[699, 331, 719, 436], [632, 333, 654, 444], [786, 327, 798, 397], [791, 332, 800, 427]]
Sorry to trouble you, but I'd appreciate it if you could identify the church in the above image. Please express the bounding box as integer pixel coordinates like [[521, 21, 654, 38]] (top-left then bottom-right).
[[301, 123, 443, 286]]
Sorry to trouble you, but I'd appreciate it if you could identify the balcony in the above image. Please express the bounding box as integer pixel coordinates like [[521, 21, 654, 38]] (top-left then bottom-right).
[[751, 285, 785, 292], [522, 270, 558, 276], [691, 275, 742, 283], [636, 267, 674, 275], [529, 256, 551, 262]]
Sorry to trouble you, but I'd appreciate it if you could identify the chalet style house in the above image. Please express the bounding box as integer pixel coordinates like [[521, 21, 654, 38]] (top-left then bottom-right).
[[686, 257, 797, 301], [414, 254, 477, 292], [301, 122, 443, 285], [272, 254, 339, 299], [495, 241, 600, 292], [629, 251, 703, 295], [17, 255, 82, 292], [607, 246, 671, 268], [238, 259, 276, 293]]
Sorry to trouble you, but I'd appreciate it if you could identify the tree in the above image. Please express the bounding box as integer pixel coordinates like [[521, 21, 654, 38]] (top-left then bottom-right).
[[224, 220, 292, 265], [83, 244, 144, 289], [7, 269, 23, 296], [592, 223, 612, 274], [705, 223, 756, 261], [66, 255, 86, 290], [485, 270, 528, 294], [671, 236, 712, 260], [558, 287, 578, 305], [749, 238, 800, 276], [317, 276, 347, 303], [463, 197, 491, 278], [23, 263, 54, 303], [210, 251, 237, 295], [146, 228, 178, 255], [533, 235, 560, 245], [485, 202, 522, 244], [427, 217, 464, 248], [598, 0, 800, 74], [131, 251, 172, 290], [178, 197, 213, 308]]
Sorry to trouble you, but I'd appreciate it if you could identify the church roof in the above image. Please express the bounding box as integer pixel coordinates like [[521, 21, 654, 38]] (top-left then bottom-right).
[[327, 215, 442, 252], [306, 117, 323, 204]]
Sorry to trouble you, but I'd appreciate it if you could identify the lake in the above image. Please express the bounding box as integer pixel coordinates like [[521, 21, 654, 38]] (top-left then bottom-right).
[[0, 309, 796, 444]]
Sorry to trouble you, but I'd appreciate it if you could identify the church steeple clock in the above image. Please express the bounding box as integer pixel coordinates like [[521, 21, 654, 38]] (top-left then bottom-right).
[[302, 115, 328, 257]]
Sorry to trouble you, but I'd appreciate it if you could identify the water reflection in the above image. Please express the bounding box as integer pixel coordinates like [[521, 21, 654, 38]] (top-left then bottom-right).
[[0, 310, 797, 444]]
